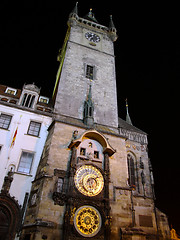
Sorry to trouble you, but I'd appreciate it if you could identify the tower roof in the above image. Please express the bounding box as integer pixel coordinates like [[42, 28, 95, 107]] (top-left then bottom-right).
[[84, 9, 98, 23], [125, 99, 133, 125], [109, 15, 116, 30], [71, 2, 78, 15]]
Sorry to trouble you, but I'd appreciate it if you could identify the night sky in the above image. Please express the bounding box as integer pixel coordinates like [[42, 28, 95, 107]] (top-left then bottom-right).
[[1, 0, 178, 233]]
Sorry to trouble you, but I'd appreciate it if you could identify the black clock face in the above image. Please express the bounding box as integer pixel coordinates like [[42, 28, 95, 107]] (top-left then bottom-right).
[[85, 32, 100, 43]]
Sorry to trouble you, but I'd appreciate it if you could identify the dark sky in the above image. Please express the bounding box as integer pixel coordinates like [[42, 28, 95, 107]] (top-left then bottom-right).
[[1, 0, 178, 233]]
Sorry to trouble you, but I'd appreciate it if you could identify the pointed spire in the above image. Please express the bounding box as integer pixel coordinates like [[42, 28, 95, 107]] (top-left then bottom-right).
[[126, 99, 133, 125], [71, 2, 78, 15], [84, 8, 98, 23], [108, 15, 118, 42], [69, 2, 78, 21], [109, 15, 116, 30]]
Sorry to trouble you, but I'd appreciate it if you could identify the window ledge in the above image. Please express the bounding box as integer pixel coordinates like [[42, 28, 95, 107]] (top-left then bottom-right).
[[24, 133, 40, 138], [14, 171, 33, 177], [0, 127, 10, 131]]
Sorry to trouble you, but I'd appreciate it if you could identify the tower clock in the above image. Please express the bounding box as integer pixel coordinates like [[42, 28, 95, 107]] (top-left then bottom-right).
[[20, 3, 171, 240], [61, 129, 115, 240], [74, 165, 104, 197]]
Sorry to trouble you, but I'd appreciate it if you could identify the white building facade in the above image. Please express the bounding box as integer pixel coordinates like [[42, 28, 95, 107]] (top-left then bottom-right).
[[0, 83, 52, 239]]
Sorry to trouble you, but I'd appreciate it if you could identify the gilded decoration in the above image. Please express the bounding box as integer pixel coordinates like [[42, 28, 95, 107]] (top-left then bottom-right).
[[74, 205, 102, 237]]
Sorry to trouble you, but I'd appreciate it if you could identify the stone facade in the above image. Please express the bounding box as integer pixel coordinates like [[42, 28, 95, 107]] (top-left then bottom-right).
[[20, 5, 170, 240], [54, 16, 118, 128]]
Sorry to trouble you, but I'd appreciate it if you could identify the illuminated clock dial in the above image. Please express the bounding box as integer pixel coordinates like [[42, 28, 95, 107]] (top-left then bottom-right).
[[74, 165, 104, 197], [85, 32, 100, 43], [74, 205, 102, 237]]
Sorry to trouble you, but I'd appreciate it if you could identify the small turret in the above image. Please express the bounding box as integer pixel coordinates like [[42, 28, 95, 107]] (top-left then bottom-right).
[[84, 8, 98, 23], [108, 15, 118, 42], [69, 2, 78, 21]]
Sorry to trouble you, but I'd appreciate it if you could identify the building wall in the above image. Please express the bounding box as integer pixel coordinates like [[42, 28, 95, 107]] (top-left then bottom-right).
[[54, 23, 118, 128], [22, 121, 171, 240], [0, 104, 52, 206]]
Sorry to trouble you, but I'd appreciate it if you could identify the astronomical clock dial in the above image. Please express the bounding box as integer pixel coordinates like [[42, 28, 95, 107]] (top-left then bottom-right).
[[85, 32, 100, 43], [74, 205, 102, 237], [74, 165, 104, 197]]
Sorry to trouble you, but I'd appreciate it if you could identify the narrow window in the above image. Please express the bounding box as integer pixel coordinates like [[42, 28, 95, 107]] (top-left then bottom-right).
[[21, 93, 27, 106], [94, 151, 99, 159], [27, 121, 41, 137], [25, 94, 31, 107], [127, 154, 136, 187], [86, 65, 94, 80], [80, 148, 86, 156], [29, 95, 35, 108], [0, 114, 12, 130], [89, 106, 92, 117], [17, 151, 34, 174]]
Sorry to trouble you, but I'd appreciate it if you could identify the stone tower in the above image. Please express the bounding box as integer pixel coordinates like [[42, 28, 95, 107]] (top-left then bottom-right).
[[21, 4, 170, 240]]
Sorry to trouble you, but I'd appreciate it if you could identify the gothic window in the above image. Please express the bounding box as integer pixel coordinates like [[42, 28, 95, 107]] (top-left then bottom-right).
[[86, 65, 94, 80], [17, 151, 34, 174], [27, 121, 41, 137], [127, 153, 136, 187], [0, 114, 12, 130]]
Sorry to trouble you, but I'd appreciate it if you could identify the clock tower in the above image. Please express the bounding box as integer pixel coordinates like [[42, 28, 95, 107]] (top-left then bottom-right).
[[21, 3, 170, 240], [53, 5, 118, 128]]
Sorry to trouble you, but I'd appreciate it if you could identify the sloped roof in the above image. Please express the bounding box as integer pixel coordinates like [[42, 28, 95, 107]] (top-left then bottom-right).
[[118, 117, 147, 135]]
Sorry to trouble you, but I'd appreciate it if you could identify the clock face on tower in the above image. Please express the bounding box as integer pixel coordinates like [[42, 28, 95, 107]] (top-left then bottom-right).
[[74, 165, 104, 197], [85, 32, 100, 43], [74, 205, 102, 237]]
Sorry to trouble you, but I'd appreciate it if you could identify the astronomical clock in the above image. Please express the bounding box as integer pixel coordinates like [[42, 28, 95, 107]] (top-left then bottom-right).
[[74, 165, 104, 197], [53, 130, 115, 240]]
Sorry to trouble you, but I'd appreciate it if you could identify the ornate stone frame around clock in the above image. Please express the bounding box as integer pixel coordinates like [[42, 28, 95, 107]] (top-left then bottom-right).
[[62, 129, 116, 240], [69, 129, 116, 156]]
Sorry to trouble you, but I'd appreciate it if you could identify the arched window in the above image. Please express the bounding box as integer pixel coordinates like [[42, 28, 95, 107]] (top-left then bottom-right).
[[21, 93, 27, 106], [21, 94, 36, 108], [25, 94, 31, 107], [29, 95, 35, 108], [127, 153, 136, 188]]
